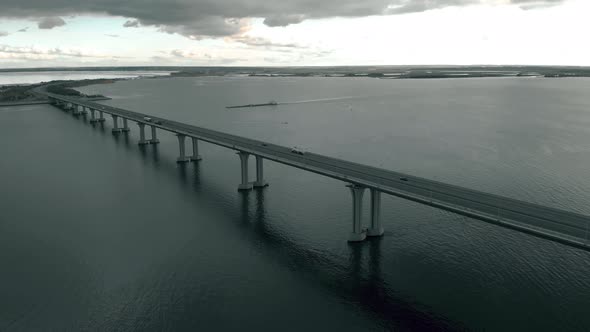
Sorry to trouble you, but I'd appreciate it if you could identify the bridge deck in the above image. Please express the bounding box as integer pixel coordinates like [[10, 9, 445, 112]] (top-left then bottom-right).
[[47, 93, 590, 251]]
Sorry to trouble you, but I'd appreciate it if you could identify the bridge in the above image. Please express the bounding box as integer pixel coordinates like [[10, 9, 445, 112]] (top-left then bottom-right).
[[43, 92, 590, 251]]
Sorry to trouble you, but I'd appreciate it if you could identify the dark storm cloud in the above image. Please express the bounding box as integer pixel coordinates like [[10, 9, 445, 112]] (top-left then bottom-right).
[[263, 15, 305, 27], [37, 16, 66, 29], [0, 0, 567, 37]]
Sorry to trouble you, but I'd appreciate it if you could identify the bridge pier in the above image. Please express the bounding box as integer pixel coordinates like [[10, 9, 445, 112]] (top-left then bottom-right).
[[190, 137, 202, 161], [121, 118, 130, 132], [137, 123, 149, 145], [237, 152, 253, 191], [253, 156, 268, 188], [347, 184, 367, 242], [89, 109, 98, 123], [111, 115, 122, 133], [98, 111, 106, 122], [80, 106, 87, 115], [367, 189, 384, 237], [73, 104, 82, 116], [150, 125, 160, 144], [176, 134, 190, 163]]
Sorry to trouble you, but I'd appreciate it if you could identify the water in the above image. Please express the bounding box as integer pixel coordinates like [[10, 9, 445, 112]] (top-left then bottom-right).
[[1, 76, 590, 331], [0, 71, 171, 86]]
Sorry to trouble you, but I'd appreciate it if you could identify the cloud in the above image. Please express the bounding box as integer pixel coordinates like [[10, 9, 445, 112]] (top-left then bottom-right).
[[230, 36, 304, 49], [263, 15, 305, 27], [105, 34, 119, 37], [157, 49, 243, 64], [0, 0, 567, 38], [158, 17, 250, 40], [170, 49, 194, 58], [511, 0, 564, 9], [37, 17, 66, 29], [123, 20, 140, 28], [18, 27, 29, 32], [0, 44, 123, 60], [0, 31, 8, 37]]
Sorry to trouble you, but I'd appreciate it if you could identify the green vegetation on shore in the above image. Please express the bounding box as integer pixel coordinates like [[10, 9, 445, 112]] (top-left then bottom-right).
[[0, 85, 43, 102], [0, 79, 112, 104], [45, 79, 114, 97]]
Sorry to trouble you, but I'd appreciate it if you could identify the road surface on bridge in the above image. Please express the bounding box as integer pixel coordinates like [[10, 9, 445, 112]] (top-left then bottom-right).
[[46, 92, 590, 251]]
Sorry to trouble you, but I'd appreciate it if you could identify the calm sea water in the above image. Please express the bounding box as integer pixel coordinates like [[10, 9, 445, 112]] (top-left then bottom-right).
[[0, 71, 170, 86], [1, 76, 590, 331]]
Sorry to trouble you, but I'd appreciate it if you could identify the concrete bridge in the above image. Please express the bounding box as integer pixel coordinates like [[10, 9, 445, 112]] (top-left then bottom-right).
[[45, 92, 590, 251]]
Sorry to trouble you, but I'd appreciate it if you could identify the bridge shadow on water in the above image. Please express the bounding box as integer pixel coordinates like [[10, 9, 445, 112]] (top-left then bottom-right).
[[67, 110, 465, 331]]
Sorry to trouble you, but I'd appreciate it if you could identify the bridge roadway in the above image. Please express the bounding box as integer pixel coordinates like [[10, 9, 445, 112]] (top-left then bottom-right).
[[46, 93, 590, 251]]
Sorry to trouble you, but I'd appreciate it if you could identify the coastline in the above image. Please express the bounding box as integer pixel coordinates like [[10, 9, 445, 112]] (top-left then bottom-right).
[[0, 78, 120, 107], [2, 66, 590, 108]]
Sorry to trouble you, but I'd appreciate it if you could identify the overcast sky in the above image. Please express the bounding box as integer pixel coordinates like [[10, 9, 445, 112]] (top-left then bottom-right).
[[0, 0, 588, 68]]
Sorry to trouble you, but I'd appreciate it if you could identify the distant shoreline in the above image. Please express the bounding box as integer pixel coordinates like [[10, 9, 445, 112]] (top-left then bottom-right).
[[2, 65, 590, 79], [2, 65, 590, 107]]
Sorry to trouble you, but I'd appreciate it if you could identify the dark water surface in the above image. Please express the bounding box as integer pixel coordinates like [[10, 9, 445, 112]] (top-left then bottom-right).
[[1, 77, 590, 331]]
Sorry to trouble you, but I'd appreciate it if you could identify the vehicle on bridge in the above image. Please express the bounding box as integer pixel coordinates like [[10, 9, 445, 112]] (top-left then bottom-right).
[[290, 147, 305, 155]]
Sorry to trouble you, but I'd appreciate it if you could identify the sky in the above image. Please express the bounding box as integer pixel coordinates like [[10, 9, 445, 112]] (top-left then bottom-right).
[[0, 0, 588, 68]]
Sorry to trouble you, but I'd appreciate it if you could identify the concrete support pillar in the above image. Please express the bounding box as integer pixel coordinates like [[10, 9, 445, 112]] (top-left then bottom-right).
[[137, 123, 149, 145], [89, 109, 98, 123], [150, 125, 160, 144], [237, 151, 253, 191], [98, 111, 106, 122], [253, 155, 269, 188], [73, 104, 82, 116], [112, 114, 122, 133], [367, 189, 384, 237], [190, 137, 202, 161], [80, 106, 87, 115], [121, 118, 130, 132], [347, 184, 366, 242], [176, 134, 190, 163]]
